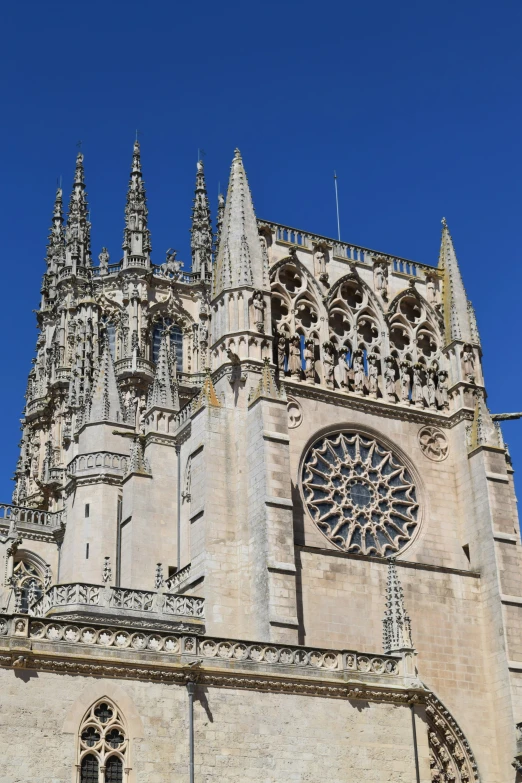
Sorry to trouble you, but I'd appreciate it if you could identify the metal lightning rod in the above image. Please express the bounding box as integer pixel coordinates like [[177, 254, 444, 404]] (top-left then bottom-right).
[[334, 171, 341, 241]]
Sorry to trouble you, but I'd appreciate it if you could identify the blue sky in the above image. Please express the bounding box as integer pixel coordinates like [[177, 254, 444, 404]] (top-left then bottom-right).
[[0, 0, 520, 500]]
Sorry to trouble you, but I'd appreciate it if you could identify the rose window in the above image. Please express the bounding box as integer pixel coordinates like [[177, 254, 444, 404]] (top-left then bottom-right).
[[302, 432, 419, 556]]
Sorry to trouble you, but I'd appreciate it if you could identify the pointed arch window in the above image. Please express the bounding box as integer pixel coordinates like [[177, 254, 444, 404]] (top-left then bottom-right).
[[77, 699, 129, 783], [12, 558, 44, 614], [152, 319, 183, 372]]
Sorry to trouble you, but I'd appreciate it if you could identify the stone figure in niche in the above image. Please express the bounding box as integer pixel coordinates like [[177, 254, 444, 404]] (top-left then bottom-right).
[[412, 363, 424, 407], [353, 349, 365, 395], [437, 370, 449, 409], [322, 342, 335, 389], [426, 275, 437, 306], [277, 333, 287, 373], [314, 250, 329, 283], [462, 345, 475, 383], [304, 339, 316, 382], [373, 261, 388, 300], [98, 247, 109, 276], [368, 353, 379, 398], [252, 290, 265, 333], [400, 360, 411, 403], [199, 318, 208, 345], [426, 366, 437, 409], [338, 346, 350, 390], [384, 357, 396, 401], [288, 335, 302, 377], [134, 394, 147, 433]]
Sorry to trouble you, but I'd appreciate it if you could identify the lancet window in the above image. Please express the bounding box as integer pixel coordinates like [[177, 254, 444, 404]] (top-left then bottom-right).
[[77, 699, 128, 783], [12, 558, 44, 614]]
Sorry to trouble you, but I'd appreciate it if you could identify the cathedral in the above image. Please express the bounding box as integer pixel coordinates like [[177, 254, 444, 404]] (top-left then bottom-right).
[[0, 142, 521, 783]]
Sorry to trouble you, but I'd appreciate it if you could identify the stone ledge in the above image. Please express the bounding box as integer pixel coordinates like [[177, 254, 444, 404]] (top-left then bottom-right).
[[265, 495, 293, 509], [493, 532, 519, 544], [485, 471, 510, 483], [262, 430, 290, 444]]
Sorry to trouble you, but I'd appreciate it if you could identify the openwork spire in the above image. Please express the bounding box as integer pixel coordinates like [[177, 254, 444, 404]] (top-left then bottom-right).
[[122, 140, 151, 268], [149, 332, 180, 411], [383, 558, 414, 654], [86, 337, 123, 423], [212, 149, 266, 297], [46, 187, 65, 270], [215, 192, 225, 255], [190, 160, 212, 279], [439, 218, 476, 345], [65, 153, 91, 269]]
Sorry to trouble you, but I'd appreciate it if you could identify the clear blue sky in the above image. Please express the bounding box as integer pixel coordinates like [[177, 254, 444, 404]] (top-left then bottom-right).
[[0, 0, 520, 500]]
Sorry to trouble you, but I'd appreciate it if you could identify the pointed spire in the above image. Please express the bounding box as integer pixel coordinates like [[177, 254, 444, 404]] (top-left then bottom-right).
[[86, 337, 124, 423], [213, 149, 266, 297], [469, 394, 501, 451], [190, 160, 212, 279], [193, 368, 221, 411], [46, 187, 65, 270], [122, 140, 151, 268], [65, 153, 91, 270], [215, 192, 225, 255], [149, 332, 180, 411], [383, 559, 415, 654], [438, 218, 476, 345], [248, 358, 281, 404]]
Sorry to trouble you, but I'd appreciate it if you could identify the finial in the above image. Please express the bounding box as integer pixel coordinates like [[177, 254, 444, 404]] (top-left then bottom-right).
[[102, 556, 112, 584], [234, 148, 241, 159], [441, 216, 447, 228]]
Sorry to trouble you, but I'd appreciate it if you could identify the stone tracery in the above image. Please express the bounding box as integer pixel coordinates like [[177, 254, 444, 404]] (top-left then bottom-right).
[[78, 698, 128, 783], [302, 432, 419, 556]]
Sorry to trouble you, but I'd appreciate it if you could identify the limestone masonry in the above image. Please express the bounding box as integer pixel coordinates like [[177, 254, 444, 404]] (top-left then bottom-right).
[[0, 144, 521, 782]]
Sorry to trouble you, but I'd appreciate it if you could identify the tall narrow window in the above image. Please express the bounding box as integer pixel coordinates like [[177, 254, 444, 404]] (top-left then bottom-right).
[[78, 699, 129, 782]]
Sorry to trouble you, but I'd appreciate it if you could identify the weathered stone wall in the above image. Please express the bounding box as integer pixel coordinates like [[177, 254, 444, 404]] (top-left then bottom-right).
[[0, 668, 429, 783]]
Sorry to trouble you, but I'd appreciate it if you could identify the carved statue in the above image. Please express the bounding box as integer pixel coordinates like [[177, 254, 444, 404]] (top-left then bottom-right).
[[412, 363, 425, 407], [98, 247, 109, 276], [400, 361, 411, 403], [367, 353, 379, 398], [426, 276, 437, 306], [322, 342, 335, 389], [373, 262, 388, 300], [353, 349, 365, 395], [304, 339, 315, 382], [314, 250, 328, 282], [384, 357, 396, 400], [338, 346, 350, 390], [462, 345, 475, 383], [288, 335, 302, 377], [161, 249, 182, 280], [252, 290, 265, 333], [426, 367, 437, 409], [437, 370, 449, 409], [277, 333, 287, 373]]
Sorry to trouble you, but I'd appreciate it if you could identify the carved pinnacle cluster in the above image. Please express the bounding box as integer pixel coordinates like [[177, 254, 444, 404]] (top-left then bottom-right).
[[46, 188, 65, 270], [215, 192, 225, 256], [65, 153, 91, 269], [249, 358, 281, 404], [469, 394, 501, 452], [149, 332, 180, 411], [190, 160, 212, 279], [213, 149, 266, 296], [122, 141, 151, 267], [193, 368, 221, 411], [383, 559, 414, 654]]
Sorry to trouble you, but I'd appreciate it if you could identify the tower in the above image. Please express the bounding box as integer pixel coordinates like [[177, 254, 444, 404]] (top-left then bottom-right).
[[0, 143, 520, 783]]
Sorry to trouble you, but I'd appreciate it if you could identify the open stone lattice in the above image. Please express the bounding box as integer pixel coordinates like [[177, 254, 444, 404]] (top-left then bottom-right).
[[302, 431, 419, 556]]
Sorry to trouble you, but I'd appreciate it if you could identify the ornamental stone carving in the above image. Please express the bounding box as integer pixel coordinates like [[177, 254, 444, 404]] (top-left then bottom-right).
[[302, 431, 419, 556], [287, 397, 303, 429], [418, 426, 449, 462]]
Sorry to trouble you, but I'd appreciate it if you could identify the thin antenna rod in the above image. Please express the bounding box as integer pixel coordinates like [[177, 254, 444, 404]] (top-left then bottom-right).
[[333, 171, 341, 241]]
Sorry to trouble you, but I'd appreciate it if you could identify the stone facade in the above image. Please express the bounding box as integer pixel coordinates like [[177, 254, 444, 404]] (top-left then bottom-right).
[[0, 144, 520, 781]]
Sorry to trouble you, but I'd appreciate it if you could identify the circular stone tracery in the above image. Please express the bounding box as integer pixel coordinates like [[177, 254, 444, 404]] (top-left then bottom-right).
[[302, 432, 419, 556]]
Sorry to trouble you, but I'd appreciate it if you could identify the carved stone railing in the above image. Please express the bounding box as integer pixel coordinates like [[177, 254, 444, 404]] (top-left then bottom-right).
[[166, 563, 191, 591], [57, 266, 90, 282], [259, 219, 436, 275], [31, 583, 205, 621], [16, 617, 401, 679], [0, 503, 64, 529], [68, 452, 130, 477], [114, 356, 155, 380], [25, 395, 49, 418]]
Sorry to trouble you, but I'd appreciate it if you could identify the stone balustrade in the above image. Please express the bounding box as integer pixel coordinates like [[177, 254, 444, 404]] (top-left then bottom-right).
[[67, 451, 130, 478], [31, 582, 205, 621], [0, 503, 64, 529], [260, 219, 434, 276]]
